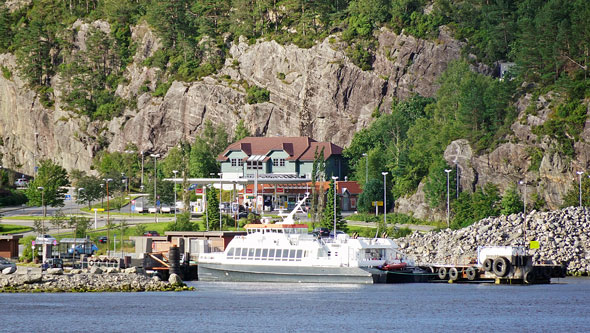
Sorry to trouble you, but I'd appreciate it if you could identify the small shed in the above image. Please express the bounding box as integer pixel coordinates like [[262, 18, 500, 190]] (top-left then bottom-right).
[[0, 234, 23, 259]]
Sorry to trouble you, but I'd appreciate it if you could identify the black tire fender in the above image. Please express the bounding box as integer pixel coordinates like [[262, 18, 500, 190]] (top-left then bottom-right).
[[524, 270, 536, 284], [466, 266, 478, 281], [483, 258, 493, 272], [438, 267, 448, 280], [493, 257, 511, 277]]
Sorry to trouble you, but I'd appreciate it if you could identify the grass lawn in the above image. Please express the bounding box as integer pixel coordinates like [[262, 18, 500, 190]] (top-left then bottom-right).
[[0, 224, 33, 234]]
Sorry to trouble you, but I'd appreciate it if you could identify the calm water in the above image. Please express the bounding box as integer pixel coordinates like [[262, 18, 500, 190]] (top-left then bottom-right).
[[1, 277, 589, 332]]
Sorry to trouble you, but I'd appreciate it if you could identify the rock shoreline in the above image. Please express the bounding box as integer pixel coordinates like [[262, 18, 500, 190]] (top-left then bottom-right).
[[398, 207, 590, 274], [0, 267, 193, 293]]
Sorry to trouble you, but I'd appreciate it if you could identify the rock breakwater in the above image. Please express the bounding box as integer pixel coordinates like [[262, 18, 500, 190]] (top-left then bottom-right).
[[398, 207, 590, 274], [0, 267, 193, 292]]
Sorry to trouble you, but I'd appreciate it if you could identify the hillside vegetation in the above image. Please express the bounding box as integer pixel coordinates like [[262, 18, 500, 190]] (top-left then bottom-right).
[[1, 0, 589, 227]]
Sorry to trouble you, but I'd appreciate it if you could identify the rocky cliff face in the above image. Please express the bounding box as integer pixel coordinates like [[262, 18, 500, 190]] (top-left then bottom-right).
[[1, 20, 587, 215], [0, 23, 464, 177]]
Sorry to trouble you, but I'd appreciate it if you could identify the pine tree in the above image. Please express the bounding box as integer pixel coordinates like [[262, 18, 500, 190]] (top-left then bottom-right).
[[500, 185, 524, 215], [321, 179, 346, 232], [206, 187, 221, 230]]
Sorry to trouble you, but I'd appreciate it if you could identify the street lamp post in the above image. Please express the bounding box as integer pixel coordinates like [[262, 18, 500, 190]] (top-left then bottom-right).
[[444, 169, 452, 228], [103, 178, 112, 255], [576, 171, 584, 207], [331, 176, 338, 238], [381, 172, 388, 233], [362, 153, 368, 184], [140, 151, 145, 191], [37, 187, 45, 234], [34, 132, 38, 176], [218, 173, 222, 231], [150, 154, 160, 223], [173, 170, 178, 225], [76, 188, 85, 216], [519, 179, 527, 245]]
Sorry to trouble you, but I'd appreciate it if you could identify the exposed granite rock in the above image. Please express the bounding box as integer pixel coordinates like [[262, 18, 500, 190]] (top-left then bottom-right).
[[0, 23, 465, 175]]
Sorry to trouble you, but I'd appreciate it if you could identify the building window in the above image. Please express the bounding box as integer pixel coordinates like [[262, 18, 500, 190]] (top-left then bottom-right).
[[272, 158, 285, 167], [238, 159, 244, 166], [231, 159, 237, 167], [247, 161, 262, 170]]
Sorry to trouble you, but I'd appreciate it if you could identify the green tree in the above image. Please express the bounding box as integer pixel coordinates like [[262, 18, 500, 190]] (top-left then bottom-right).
[[357, 178, 384, 214], [424, 158, 456, 208], [50, 209, 68, 238], [233, 119, 251, 142], [561, 176, 590, 208], [167, 212, 199, 231], [76, 175, 105, 208], [206, 186, 220, 230], [68, 216, 93, 238], [451, 183, 501, 229], [321, 179, 346, 232], [500, 185, 524, 215], [25, 160, 69, 215]]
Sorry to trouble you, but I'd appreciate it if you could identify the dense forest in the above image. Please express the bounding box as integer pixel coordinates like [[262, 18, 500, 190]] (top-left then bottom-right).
[[1, 0, 590, 227]]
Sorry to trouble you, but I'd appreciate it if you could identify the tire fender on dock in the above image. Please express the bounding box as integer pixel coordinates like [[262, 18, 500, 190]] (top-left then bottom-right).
[[438, 267, 448, 280], [493, 257, 511, 277]]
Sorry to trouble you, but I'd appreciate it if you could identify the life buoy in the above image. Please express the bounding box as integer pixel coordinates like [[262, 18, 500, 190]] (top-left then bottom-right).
[[493, 257, 511, 277]]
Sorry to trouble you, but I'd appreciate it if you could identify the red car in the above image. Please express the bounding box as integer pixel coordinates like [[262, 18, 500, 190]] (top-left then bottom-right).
[[144, 231, 160, 237]]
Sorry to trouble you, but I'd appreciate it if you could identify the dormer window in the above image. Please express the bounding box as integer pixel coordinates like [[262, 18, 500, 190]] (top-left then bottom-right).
[[272, 158, 285, 167]]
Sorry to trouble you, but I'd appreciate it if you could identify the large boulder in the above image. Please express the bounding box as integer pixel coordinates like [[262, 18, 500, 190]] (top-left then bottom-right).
[[46, 268, 63, 275], [89, 266, 103, 274], [168, 273, 183, 285]]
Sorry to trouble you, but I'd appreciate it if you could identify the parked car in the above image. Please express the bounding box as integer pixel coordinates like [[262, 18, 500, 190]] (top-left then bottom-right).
[[98, 236, 108, 244], [14, 178, 28, 187], [160, 204, 171, 213], [35, 234, 57, 245], [148, 206, 158, 213], [312, 228, 330, 238], [329, 230, 346, 238], [0, 257, 16, 274], [144, 231, 160, 237]]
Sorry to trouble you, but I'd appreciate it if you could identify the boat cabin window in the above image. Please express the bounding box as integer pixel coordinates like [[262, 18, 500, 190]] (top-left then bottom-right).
[[226, 247, 306, 261], [364, 249, 384, 260], [296, 250, 303, 259]]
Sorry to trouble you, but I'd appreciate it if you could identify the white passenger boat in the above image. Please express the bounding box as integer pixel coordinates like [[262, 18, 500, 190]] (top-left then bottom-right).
[[197, 194, 411, 284]]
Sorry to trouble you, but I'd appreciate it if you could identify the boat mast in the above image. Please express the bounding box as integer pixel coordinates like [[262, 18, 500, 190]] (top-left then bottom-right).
[[280, 193, 309, 224]]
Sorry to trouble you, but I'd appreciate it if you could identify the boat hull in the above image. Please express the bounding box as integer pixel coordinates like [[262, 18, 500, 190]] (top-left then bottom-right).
[[198, 263, 388, 284]]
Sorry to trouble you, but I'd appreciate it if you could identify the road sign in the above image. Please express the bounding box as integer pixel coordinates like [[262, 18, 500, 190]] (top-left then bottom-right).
[[31, 241, 35, 246], [372, 201, 383, 207], [195, 188, 203, 194], [92, 208, 105, 212], [65, 194, 71, 200], [156, 200, 161, 207]]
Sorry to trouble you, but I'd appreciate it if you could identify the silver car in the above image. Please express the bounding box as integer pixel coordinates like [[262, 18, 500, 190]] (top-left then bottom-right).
[[0, 257, 16, 274]]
